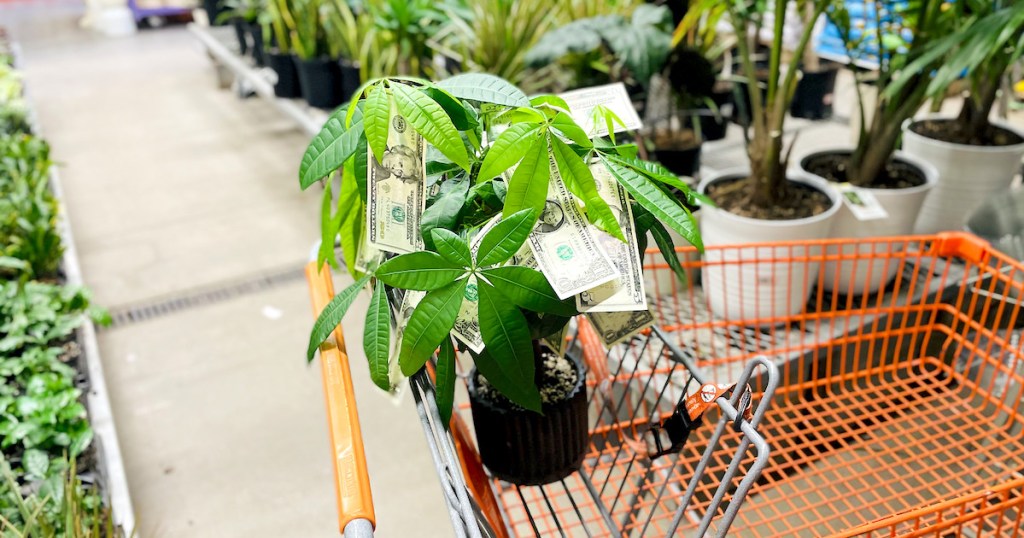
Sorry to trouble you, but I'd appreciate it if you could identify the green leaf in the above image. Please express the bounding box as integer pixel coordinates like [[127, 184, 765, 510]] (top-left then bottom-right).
[[307, 274, 372, 360], [476, 282, 541, 412], [318, 180, 343, 270], [601, 157, 703, 252], [481, 266, 577, 316], [503, 134, 550, 221], [476, 208, 537, 267], [364, 84, 391, 164], [421, 176, 470, 248], [649, 220, 688, 284], [338, 167, 364, 278], [551, 112, 593, 148], [376, 252, 467, 290], [435, 337, 457, 426], [604, 153, 695, 195], [23, 449, 48, 478], [550, 137, 624, 242], [399, 280, 468, 375], [424, 86, 479, 131], [364, 283, 391, 391], [530, 94, 571, 113], [431, 229, 472, 266], [477, 123, 544, 183], [391, 83, 470, 171], [437, 73, 530, 107], [354, 138, 369, 204], [300, 106, 365, 189]]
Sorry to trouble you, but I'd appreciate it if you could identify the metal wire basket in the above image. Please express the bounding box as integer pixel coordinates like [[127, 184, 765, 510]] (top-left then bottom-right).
[[306, 232, 1024, 537]]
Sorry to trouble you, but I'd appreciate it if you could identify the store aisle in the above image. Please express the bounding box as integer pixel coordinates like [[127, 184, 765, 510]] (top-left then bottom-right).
[[9, 7, 450, 537]]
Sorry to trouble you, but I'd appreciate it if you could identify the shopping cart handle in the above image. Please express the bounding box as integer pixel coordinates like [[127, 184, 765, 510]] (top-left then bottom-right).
[[305, 263, 377, 535]]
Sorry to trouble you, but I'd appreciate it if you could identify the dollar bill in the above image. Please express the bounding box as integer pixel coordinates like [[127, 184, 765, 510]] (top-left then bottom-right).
[[367, 101, 426, 255], [391, 289, 425, 392], [447, 219, 503, 353], [543, 322, 570, 358], [576, 162, 648, 313], [587, 309, 655, 347], [527, 152, 619, 299], [354, 226, 385, 274]]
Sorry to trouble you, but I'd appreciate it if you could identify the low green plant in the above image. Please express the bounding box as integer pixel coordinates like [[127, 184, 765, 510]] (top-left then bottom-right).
[[0, 135, 63, 279], [299, 73, 704, 420], [0, 455, 115, 537]]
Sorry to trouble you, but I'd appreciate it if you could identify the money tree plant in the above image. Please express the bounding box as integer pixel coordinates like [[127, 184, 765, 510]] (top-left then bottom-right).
[[298, 73, 702, 420]]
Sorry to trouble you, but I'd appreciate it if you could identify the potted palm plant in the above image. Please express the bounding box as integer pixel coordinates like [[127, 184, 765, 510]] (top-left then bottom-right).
[[297, 74, 700, 485], [680, 0, 841, 322], [795, 0, 948, 295], [321, 0, 364, 103], [265, 0, 302, 98], [288, 0, 345, 109], [893, 2, 1024, 233]]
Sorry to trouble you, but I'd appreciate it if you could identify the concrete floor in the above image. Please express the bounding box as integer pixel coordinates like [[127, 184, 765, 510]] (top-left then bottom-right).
[[8, 6, 450, 537]]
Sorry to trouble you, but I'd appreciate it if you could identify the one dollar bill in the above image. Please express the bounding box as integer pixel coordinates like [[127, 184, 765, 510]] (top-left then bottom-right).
[[587, 309, 655, 347], [527, 152, 619, 299], [367, 102, 426, 255], [576, 161, 648, 313]]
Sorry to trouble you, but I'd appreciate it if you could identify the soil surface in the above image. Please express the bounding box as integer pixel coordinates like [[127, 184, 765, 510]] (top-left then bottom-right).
[[653, 128, 699, 150], [707, 176, 832, 220], [803, 153, 926, 189], [911, 119, 1024, 147], [476, 350, 578, 408]]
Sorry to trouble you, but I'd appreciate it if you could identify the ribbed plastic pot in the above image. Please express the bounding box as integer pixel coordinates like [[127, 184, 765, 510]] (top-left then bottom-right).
[[904, 117, 1024, 234], [338, 60, 361, 104], [295, 57, 344, 109], [653, 144, 701, 177], [798, 148, 937, 296], [699, 169, 841, 323], [267, 52, 301, 99], [468, 351, 589, 486]]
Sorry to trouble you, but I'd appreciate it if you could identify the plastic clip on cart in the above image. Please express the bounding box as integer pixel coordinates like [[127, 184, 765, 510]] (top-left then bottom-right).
[[306, 231, 1024, 536]]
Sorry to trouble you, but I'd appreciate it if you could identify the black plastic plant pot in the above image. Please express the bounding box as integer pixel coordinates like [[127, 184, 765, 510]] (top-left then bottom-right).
[[295, 57, 344, 109], [468, 351, 590, 486], [268, 52, 301, 99], [231, 19, 249, 56], [790, 67, 839, 120], [654, 144, 702, 177], [248, 24, 265, 67], [699, 86, 732, 141], [338, 60, 362, 104], [203, 0, 228, 26]]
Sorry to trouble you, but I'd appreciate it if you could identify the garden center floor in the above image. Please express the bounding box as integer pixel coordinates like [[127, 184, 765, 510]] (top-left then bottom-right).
[[6, 4, 1024, 538]]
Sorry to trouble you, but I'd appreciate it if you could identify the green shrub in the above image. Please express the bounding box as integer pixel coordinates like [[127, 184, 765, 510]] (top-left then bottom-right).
[[0, 135, 63, 279]]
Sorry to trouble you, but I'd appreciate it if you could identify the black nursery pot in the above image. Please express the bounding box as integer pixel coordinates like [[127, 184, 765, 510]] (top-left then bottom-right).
[[654, 144, 702, 177], [338, 60, 362, 103], [699, 85, 733, 141], [248, 24, 265, 67], [231, 19, 249, 56], [295, 57, 344, 109], [268, 52, 301, 99], [790, 67, 839, 120], [203, 0, 228, 26], [468, 351, 590, 486]]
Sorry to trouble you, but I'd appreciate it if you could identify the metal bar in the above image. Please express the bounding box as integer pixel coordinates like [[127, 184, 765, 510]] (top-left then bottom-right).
[[187, 23, 324, 137], [579, 471, 623, 538], [343, 519, 375, 538]]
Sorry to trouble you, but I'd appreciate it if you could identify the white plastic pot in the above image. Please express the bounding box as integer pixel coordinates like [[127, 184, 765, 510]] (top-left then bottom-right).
[[699, 169, 841, 324], [904, 117, 1024, 234], [797, 148, 937, 296]]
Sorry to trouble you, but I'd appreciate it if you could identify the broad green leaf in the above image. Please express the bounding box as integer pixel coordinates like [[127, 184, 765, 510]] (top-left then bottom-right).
[[435, 337, 457, 425], [477, 123, 544, 183], [376, 252, 467, 290], [473, 347, 542, 413], [476, 282, 541, 412], [364, 283, 391, 390], [530, 94, 571, 113], [550, 137, 624, 242], [364, 84, 391, 164], [604, 154, 693, 194], [550, 112, 593, 148], [421, 176, 470, 249], [476, 209, 537, 267], [300, 106, 365, 189], [424, 86, 479, 131], [399, 280, 467, 375], [23, 449, 48, 478], [431, 229, 472, 267], [503, 135, 550, 221], [318, 179, 343, 270], [345, 79, 381, 126], [354, 138, 369, 203], [391, 83, 470, 171], [481, 266, 577, 316], [602, 157, 703, 252], [307, 274, 372, 360], [649, 220, 688, 284], [437, 73, 530, 107]]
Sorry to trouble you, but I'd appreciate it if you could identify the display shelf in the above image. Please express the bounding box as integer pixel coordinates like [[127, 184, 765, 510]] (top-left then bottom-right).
[[188, 23, 327, 137]]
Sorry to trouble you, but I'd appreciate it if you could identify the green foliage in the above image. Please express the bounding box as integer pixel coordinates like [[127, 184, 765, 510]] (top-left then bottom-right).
[[0, 136, 63, 279], [1, 455, 117, 537], [301, 74, 704, 415]]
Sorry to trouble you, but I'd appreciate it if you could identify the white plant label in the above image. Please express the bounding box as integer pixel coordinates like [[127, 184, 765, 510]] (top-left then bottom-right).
[[838, 183, 888, 221], [559, 83, 643, 137]]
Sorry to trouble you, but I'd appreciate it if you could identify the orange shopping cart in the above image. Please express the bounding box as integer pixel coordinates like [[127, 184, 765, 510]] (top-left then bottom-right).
[[306, 232, 1024, 537]]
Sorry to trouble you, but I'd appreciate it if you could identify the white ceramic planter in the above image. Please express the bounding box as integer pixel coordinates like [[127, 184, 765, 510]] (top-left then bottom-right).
[[699, 169, 841, 324], [797, 148, 938, 296], [904, 117, 1024, 234]]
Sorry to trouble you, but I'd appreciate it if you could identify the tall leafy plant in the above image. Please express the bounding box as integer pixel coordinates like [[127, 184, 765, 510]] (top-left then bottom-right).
[[298, 74, 703, 419]]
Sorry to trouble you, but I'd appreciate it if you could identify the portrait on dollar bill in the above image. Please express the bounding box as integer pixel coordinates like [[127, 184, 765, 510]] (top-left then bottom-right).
[[537, 199, 566, 234], [377, 144, 421, 183]]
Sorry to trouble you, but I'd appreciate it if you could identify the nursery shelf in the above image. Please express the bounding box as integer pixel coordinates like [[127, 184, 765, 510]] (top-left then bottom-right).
[[188, 23, 327, 138]]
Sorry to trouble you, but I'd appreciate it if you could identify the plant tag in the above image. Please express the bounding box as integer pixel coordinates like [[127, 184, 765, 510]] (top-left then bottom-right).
[[559, 83, 643, 137], [838, 183, 888, 221], [643, 382, 740, 459]]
